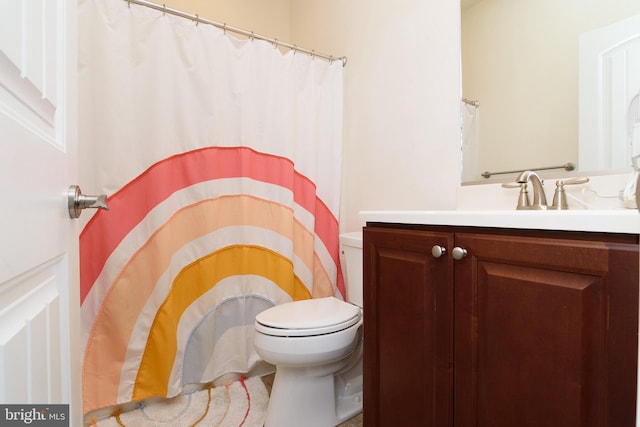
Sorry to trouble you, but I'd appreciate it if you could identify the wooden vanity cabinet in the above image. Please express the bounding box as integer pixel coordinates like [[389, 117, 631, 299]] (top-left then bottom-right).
[[363, 224, 639, 427]]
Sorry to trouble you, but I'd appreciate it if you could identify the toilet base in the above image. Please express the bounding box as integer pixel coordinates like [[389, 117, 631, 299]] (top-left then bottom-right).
[[334, 357, 363, 422], [264, 360, 363, 427]]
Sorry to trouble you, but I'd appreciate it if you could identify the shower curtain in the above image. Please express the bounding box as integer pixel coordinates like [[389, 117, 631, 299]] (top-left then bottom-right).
[[461, 101, 480, 181], [78, 0, 344, 415]]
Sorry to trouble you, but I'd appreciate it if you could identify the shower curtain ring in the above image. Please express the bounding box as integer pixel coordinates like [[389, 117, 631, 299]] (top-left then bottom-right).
[[195, 14, 199, 26], [162, 4, 166, 15], [127, 0, 130, 8], [250, 31, 254, 41], [311, 50, 316, 59], [273, 38, 278, 49], [223, 23, 227, 34]]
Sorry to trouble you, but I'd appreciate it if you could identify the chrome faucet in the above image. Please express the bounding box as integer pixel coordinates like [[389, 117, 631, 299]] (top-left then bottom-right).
[[516, 170, 548, 210]]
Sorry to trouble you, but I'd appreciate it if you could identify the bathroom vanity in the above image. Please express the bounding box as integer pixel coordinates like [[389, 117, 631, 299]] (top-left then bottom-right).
[[361, 211, 640, 427]]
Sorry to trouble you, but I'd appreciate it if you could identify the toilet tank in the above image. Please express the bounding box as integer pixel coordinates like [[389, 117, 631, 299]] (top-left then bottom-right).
[[339, 231, 363, 307]]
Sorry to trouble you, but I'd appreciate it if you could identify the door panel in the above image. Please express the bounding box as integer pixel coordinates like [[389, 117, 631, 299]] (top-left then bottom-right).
[[0, 0, 80, 423], [475, 262, 604, 426], [579, 13, 640, 171]]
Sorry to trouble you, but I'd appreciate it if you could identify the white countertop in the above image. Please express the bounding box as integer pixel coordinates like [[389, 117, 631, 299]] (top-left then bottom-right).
[[359, 209, 640, 234]]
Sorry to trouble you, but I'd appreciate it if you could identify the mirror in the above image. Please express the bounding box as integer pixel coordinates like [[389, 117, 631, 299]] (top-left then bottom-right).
[[461, 0, 640, 183]]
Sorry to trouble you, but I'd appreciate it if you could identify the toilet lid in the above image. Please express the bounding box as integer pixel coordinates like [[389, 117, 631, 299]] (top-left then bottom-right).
[[255, 297, 362, 337]]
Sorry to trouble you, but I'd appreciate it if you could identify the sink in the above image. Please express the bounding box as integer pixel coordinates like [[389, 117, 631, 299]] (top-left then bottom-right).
[[359, 210, 640, 234]]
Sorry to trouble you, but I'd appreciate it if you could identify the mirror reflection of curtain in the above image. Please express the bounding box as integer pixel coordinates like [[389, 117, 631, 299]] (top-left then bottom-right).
[[461, 102, 480, 181]]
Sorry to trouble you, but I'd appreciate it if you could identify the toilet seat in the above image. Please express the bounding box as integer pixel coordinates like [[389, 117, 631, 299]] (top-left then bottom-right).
[[255, 297, 362, 337]]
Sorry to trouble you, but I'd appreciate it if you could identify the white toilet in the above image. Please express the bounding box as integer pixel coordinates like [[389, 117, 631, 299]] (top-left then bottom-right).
[[254, 231, 364, 427]]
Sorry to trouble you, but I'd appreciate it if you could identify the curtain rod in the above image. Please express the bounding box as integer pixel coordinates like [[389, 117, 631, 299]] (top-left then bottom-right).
[[125, 0, 347, 67], [462, 98, 480, 107]]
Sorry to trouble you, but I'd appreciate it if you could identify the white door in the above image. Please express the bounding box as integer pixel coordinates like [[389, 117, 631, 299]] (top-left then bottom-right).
[[579, 13, 640, 171], [0, 0, 82, 425]]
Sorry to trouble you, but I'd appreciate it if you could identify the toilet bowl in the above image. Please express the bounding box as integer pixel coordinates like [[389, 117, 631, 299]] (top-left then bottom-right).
[[254, 232, 363, 427]]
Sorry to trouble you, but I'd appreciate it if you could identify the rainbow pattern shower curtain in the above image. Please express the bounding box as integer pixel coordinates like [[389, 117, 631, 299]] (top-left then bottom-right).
[[78, 0, 344, 415]]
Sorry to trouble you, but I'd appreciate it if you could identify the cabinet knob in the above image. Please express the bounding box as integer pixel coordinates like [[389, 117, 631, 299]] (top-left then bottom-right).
[[431, 245, 446, 258], [452, 247, 467, 260]]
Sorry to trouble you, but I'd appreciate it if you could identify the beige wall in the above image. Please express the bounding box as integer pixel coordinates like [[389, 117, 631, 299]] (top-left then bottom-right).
[[153, 0, 463, 232], [290, 1, 462, 231], [161, 0, 291, 41]]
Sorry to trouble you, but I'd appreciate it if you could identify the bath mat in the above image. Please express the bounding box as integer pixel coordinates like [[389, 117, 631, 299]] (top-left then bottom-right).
[[88, 376, 268, 427]]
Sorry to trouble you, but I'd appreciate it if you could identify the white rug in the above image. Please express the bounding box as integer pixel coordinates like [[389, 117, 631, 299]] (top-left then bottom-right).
[[89, 377, 268, 427]]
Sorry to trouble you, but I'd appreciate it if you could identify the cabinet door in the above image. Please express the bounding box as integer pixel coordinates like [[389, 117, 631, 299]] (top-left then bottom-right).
[[454, 232, 638, 427], [363, 227, 454, 427]]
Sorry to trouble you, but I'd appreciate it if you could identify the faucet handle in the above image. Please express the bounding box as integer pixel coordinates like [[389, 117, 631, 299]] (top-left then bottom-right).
[[550, 177, 590, 210], [558, 177, 590, 185], [502, 182, 531, 210]]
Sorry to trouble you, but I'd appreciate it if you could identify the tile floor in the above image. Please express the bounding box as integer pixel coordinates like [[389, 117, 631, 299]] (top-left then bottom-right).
[[261, 374, 363, 426], [338, 413, 363, 426]]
